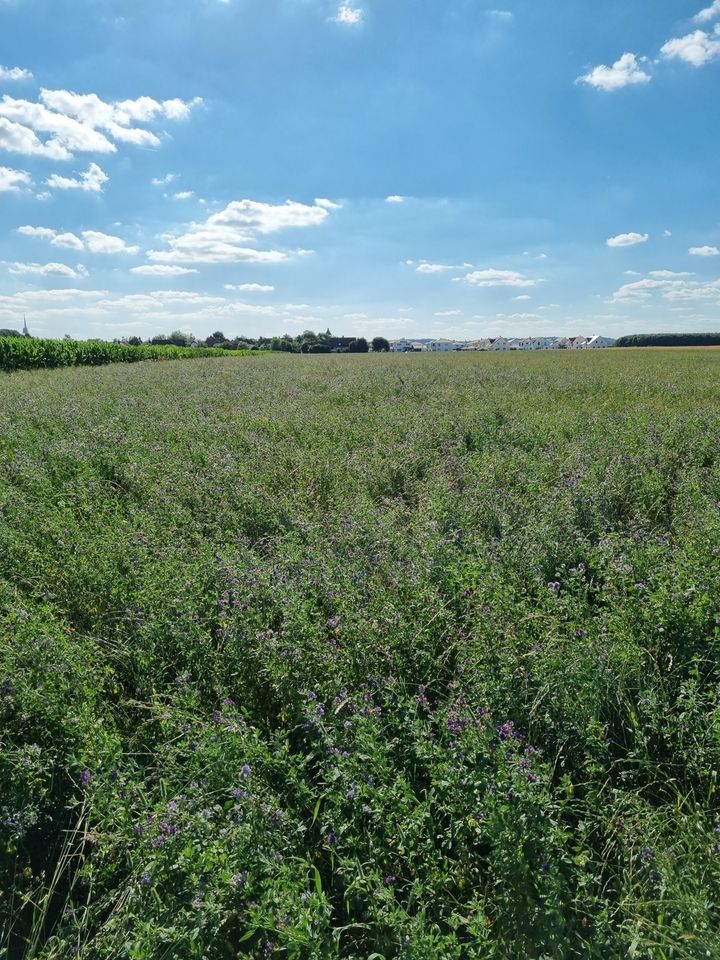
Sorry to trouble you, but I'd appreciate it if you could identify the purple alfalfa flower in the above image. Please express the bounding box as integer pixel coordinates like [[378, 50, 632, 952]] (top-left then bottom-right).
[[180, 723, 191, 733], [273, 809, 284, 822], [343, 719, 352, 730], [1, 679, 13, 698], [497, 722, 514, 741], [158, 821, 178, 836], [167, 800, 179, 814], [640, 846, 654, 864], [212, 711, 222, 725], [232, 788, 245, 800], [152, 836, 165, 848], [79, 770, 93, 788], [232, 871, 248, 887], [547, 581, 561, 594], [362, 804, 372, 815], [541, 861, 550, 874], [191, 895, 203, 910], [133, 823, 145, 836], [222, 697, 235, 707], [326, 831, 337, 845], [315, 704, 325, 716], [241, 764, 252, 778], [383, 875, 397, 886], [347, 783, 357, 800], [140, 871, 152, 887]]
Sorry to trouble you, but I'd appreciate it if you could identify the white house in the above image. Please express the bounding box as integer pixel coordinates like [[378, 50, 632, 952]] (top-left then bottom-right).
[[428, 339, 462, 352], [584, 335, 616, 349]]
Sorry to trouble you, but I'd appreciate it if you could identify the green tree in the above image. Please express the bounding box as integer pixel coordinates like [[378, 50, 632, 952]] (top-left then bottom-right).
[[371, 337, 390, 352], [347, 338, 369, 353]]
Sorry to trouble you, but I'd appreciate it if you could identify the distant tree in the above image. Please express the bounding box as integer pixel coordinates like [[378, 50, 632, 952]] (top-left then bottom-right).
[[371, 337, 390, 352], [0, 329, 22, 338], [347, 338, 369, 353], [205, 331, 227, 347], [168, 330, 194, 347], [127, 336, 143, 347], [616, 333, 720, 347]]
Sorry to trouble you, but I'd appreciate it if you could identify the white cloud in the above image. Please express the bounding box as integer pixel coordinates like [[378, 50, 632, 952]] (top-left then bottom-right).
[[607, 231, 649, 247], [464, 268, 539, 287], [332, 3, 363, 25], [148, 198, 332, 264], [7, 261, 86, 279], [385, 195, 407, 203], [131, 264, 198, 276], [434, 309, 462, 317], [314, 197, 342, 209], [173, 190, 194, 200], [81, 230, 139, 255], [611, 276, 720, 302], [577, 53, 651, 91], [152, 173, 177, 186], [661, 28, 720, 66], [0, 116, 70, 159], [17, 225, 57, 239], [689, 245, 720, 256], [648, 269, 695, 277], [513, 294, 531, 301], [416, 262, 456, 273], [695, 0, 720, 23], [0, 165, 30, 190], [46, 162, 108, 193], [0, 65, 33, 82], [487, 10, 514, 19], [225, 283, 275, 292], [52, 232, 84, 251], [0, 90, 201, 162]]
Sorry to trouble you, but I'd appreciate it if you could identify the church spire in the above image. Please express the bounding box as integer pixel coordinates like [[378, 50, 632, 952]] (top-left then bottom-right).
[[22, 314, 30, 337]]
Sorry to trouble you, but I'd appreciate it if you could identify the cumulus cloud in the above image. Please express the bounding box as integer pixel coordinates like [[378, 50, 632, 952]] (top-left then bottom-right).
[[148, 198, 333, 264], [7, 261, 86, 279], [224, 283, 275, 292], [17, 224, 138, 254], [695, 0, 720, 22], [607, 232, 649, 247], [0, 165, 30, 190], [131, 264, 198, 276], [385, 195, 407, 203], [689, 245, 720, 256], [314, 197, 342, 209], [81, 230, 139, 255], [577, 53, 651, 91], [52, 232, 85, 251], [0, 116, 70, 159], [611, 276, 720, 302], [0, 65, 33, 82], [332, 3, 363, 25], [46, 162, 108, 192], [661, 27, 720, 66], [463, 268, 539, 287], [174, 190, 194, 200], [0, 89, 201, 161]]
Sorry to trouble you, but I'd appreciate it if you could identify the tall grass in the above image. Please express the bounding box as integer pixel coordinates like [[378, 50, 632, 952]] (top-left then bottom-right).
[[2, 351, 720, 959]]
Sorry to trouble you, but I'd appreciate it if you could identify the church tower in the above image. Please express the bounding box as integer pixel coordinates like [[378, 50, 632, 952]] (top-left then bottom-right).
[[22, 314, 30, 337]]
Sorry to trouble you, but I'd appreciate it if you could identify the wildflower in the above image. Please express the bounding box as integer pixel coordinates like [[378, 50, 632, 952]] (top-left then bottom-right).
[[232, 788, 245, 800], [79, 770, 93, 787], [152, 837, 165, 848], [347, 784, 357, 800], [133, 824, 145, 836], [192, 896, 203, 909], [326, 831, 337, 845], [232, 871, 248, 887], [140, 871, 152, 886], [241, 764, 252, 778], [384, 875, 396, 885]]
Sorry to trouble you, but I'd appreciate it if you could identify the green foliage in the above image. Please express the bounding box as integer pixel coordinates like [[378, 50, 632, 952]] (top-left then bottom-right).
[[372, 337, 390, 352], [616, 332, 720, 347], [0, 337, 239, 372], [2, 350, 720, 958]]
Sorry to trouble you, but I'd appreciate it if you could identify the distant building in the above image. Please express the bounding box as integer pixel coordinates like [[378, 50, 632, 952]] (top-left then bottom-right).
[[427, 339, 462, 352]]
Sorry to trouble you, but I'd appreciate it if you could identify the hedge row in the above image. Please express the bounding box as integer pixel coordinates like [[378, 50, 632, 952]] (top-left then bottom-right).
[[615, 333, 720, 347]]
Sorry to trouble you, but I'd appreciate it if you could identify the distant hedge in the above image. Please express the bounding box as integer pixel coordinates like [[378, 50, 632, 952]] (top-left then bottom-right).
[[615, 333, 720, 348], [0, 337, 249, 372]]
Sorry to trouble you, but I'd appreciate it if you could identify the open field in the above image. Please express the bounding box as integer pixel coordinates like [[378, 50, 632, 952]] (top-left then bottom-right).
[[2, 350, 720, 959]]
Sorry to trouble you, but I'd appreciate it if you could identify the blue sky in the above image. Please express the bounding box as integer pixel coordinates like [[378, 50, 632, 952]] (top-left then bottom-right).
[[0, 0, 719, 342]]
